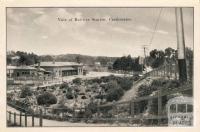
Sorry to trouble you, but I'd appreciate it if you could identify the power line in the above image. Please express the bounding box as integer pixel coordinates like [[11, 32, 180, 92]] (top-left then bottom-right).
[[149, 8, 163, 47]]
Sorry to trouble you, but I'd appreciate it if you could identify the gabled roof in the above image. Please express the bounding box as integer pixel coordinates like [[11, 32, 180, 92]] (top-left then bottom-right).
[[7, 65, 36, 70], [37, 62, 83, 67]]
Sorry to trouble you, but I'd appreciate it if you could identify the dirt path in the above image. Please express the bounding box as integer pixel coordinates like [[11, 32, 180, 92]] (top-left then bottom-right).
[[118, 77, 153, 102]]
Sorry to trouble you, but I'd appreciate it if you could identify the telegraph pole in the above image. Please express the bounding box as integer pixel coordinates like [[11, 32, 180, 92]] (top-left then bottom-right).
[[142, 45, 148, 73], [175, 8, 187, 82]]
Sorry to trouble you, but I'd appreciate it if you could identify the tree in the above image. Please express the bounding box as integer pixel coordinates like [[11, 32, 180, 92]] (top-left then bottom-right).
[[75, 55, 81, 64], [165, 47, 175, 58], [112, 55, 142, 72], [185, 47, 193, 80], [20, 87, 33, 98], [149, 49, 165, 68], [15, 51, 39, 65], [37, 92, 57, 105]]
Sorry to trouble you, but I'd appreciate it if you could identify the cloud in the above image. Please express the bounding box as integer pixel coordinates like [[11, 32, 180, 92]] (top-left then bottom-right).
[[137, 25, 168, 35], [41, 35, 48, 39], [7, 8, 25, 24], [87, 28, 105, 35], [112, 27, 137, 35], [137, 25, 152, 32], [157, 30, 168, 34], [33, 8, 86, 36]]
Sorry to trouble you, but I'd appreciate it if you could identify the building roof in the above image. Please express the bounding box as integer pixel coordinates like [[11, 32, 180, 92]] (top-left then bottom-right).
[[11, 56, 20, 60], [167, 96, 193, 105], [7, 65, 36, 70], [38, 61, 83, 67]]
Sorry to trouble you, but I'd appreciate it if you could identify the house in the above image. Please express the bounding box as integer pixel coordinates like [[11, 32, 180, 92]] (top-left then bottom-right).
[[7, 65, 37, 78], [35, 61, 84, 78]]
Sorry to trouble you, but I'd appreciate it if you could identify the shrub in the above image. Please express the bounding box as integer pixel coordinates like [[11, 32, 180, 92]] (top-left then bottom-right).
[[100, 75, 117, 83], [85, 89, 91, 92], [151, 79, 168, 87], [72, 78, 82, 85], [168, 80, 180, 88], [66, 92, 77, 99], [60, 83, 69, 89], [66, 94, 74, 99], [81, 95, 87, 99], [20, 86, 32, 98], [79, 92, 85, 95], [51, 104, 72, 114], [37, 92, 57, 105], [117, 78, 133, 91], [95, 94, 104, 99], [91, 78, 102, 84], [87, 102, 98, 113], [105, 81, 124, 102]]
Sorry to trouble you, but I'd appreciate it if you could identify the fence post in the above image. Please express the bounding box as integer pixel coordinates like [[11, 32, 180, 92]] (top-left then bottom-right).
[[39, 109, 43, 127], [157, 88, 162, 125], [19, 112, 22, 126], [8, 111, 11, 123], [130, 101, 134, 117], [25, 112, 27, 127], [32, 112, 35, 127], [97, 105, 101, 118], [14, 112, 16, 125]]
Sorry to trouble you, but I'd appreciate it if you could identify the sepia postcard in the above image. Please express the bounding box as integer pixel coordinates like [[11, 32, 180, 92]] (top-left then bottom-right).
[[0, 0, 200, 132]]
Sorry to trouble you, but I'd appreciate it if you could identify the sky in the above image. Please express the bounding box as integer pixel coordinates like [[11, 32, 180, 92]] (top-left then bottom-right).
[[7, 8, 193, 57]]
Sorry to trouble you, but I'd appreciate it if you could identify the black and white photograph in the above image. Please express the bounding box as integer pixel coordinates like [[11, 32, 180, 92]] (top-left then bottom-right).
[[6, 7, 194, 127]]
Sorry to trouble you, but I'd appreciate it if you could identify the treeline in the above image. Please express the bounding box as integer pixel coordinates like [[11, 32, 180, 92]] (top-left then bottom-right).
[[113, 55, 142, 72], [7, 51, 117, 66], [7, 47, 193, 74], [112, 47, 193, 72], [7, 51, 39, 66]]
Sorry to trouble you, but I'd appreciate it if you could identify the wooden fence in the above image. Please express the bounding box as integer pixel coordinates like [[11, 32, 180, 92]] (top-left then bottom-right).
[[7, 110, 43, 127]]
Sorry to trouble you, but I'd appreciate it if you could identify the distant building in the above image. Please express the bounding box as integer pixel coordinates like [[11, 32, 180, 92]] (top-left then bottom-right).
[[10, 56, 20, 66], [7, 65, 37, 78], [35, 61, 84, 77], [7, 61, 84, 78]]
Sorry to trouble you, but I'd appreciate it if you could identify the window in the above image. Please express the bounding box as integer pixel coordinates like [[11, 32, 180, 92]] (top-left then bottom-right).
[[187, 104, 193, 112], [170, 104, 176, 113], [178, 104, 186, 113]]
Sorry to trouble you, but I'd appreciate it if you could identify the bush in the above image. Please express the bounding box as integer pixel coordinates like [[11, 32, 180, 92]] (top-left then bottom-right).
[[100, 75, 117, 83], [87, 102, 98, 113], [60, 83, 69, 89], [151, 79, 168, 87], [66, 92, 77, 99], [95, 94, 105, 99], [106, 87, 124, 101], [117, 78, 133, 91], [91, 78, 102, 84], [81, 95, 87, 99], [20, 86, 32, 98], [51, 104, 72, 114], [168, 80, 180, 88], [73, 78, 82, 85], [37, 92, 57, 105], [105, 81, 124, 102]]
